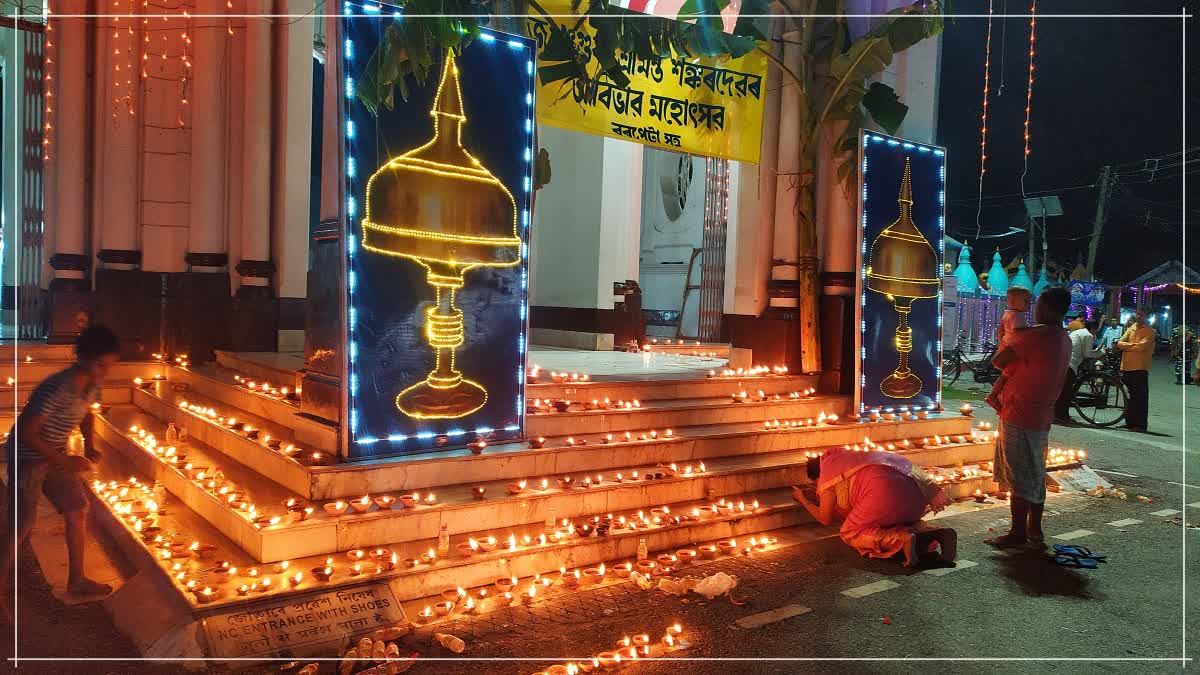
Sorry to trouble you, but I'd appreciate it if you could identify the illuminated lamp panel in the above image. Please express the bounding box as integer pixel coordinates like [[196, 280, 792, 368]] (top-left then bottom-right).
[[343, 4, 535, 452]]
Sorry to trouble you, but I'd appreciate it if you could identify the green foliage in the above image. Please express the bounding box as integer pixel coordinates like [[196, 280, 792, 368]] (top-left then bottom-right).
[[354, 0, 489, 115], [861, 82, 907, 134], [534, 147, 552, 190]]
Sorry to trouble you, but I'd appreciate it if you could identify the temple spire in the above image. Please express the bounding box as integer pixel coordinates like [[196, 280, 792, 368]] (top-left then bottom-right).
[[431, 53, 465, 121], [898, 157, 913, 205]]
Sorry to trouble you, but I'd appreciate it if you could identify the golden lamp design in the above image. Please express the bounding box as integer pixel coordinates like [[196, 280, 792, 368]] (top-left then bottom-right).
[[866, 157, 939, 399], [360, 54, 521, 419]]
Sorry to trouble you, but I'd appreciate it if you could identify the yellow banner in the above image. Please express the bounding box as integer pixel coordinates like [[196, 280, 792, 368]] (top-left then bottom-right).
[[526, 5, 766, 163]]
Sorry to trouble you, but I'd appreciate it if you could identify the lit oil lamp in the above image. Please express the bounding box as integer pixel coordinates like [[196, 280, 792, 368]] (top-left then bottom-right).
[[350, 495, 373, 514], [312, 559, 335, 582], [960, 403, 974, 416], [457, 539, 479, 557], [324, 500, 348, 517], [507, 479, 527, 495]]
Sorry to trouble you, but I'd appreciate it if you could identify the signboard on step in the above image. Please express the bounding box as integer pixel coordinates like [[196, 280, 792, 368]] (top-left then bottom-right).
[[1047, 465, 1111, 493], [201, 584, 405, 659]]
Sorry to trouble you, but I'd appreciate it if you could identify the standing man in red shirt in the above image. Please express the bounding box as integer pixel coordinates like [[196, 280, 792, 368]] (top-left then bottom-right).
[[985, 287, 1072, 550]]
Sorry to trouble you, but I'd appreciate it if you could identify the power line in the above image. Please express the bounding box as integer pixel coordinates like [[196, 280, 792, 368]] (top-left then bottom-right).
[[948, 181, 1097, 205], [1116, 165, 1200, 186]]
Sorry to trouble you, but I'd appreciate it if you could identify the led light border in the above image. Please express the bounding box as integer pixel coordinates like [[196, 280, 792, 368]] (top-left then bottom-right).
[[342, 2, 536, 453], [856, 132, 946, 415]]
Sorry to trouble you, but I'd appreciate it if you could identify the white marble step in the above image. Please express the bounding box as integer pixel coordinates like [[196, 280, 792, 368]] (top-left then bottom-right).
[[94, 407, 298, 563], [97, 401, 995, 563], [526, 394, 849, 436], [214, 350, 303, 386], [0, 341, 78, 361], [125, 375, 979, 499], [527, 373, 820, 403], [130, 384, 317, 498], [305, 415, 978, 499], [4, 359, 163, 385], [181, 359, 827, 443], [89, 465, 1002, 614], [0, 378, 133, 410], [166, 364, 337, 451]]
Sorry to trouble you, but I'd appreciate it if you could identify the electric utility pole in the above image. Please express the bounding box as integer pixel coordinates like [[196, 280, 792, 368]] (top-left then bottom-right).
[[1085, 165, 1114, 280]]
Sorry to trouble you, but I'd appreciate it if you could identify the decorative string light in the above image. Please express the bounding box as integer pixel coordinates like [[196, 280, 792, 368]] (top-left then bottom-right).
[[1022, 1, 1037, 161], [111, 0, 137, 120], [112, 3, 121, 119], [179, 4, 193, 128], [227, 0, 235, 36], [974, 0, 993, 239], [125, 0, 136, 117], [1017, 0, 1037, 255], [42, 8, 54, 162]]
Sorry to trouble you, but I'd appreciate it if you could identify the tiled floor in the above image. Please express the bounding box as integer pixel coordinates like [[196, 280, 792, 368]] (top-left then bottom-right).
[[230, 347, 729, 382]]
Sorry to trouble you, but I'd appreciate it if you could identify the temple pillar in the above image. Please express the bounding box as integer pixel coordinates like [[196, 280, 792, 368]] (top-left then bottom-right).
[[301, 13, 344, 425], [769, 29, 802, 314], [273, 0, 316, 352], [46, 1, 92, 343], [815, 120, 858, 393], [230, 0, 279, 351], [92, 7, 157, 359]]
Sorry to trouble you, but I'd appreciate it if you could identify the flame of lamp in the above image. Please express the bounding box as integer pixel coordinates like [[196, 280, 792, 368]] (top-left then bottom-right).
[[359, 54, 519, 420], [865, 157, 939, 399]]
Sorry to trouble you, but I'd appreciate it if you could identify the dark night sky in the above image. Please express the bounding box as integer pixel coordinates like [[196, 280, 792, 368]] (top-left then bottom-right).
[[935, 1, 1198, 285]]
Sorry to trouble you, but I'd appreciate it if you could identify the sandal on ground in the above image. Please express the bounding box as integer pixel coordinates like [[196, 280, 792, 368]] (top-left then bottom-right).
[[67, 579, 113, 596], [1051, 544, 1106, 561], [1052, 553, 1099, 569]]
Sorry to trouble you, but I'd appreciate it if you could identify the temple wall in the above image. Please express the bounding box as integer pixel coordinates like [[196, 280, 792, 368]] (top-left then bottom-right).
[[39, 1, 317, 356]]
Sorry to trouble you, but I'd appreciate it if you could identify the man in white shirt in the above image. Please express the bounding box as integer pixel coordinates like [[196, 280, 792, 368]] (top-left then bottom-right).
[[1055, 319, 1101, 424]]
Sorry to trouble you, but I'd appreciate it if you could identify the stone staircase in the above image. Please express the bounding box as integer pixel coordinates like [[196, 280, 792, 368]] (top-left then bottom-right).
[[11, 343, 998, 617]]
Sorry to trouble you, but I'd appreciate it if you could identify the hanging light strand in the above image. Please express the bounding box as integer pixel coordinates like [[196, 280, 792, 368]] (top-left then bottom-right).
[[125, 0, 136, 118], [42, 9, 55, 162], [974, 0, 994, 239], [227, 0, 236, 36], [112, 2, 121, 119], [179, 2, 193, 128], [1022, 1, 1037, 159], [1018, 0, 1037, 197]]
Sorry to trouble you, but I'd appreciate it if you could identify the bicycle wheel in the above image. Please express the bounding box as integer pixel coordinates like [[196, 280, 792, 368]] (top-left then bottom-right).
[[942, 352, 962, 385], [1073, 374, 1128, 427]]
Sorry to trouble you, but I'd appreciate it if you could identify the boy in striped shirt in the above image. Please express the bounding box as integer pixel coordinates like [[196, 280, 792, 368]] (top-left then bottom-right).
[[1, 325, 121, 605]]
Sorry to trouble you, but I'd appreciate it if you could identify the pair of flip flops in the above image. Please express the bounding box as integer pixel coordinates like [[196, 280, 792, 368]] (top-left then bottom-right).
[[1051, 544, 1107, 569]]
